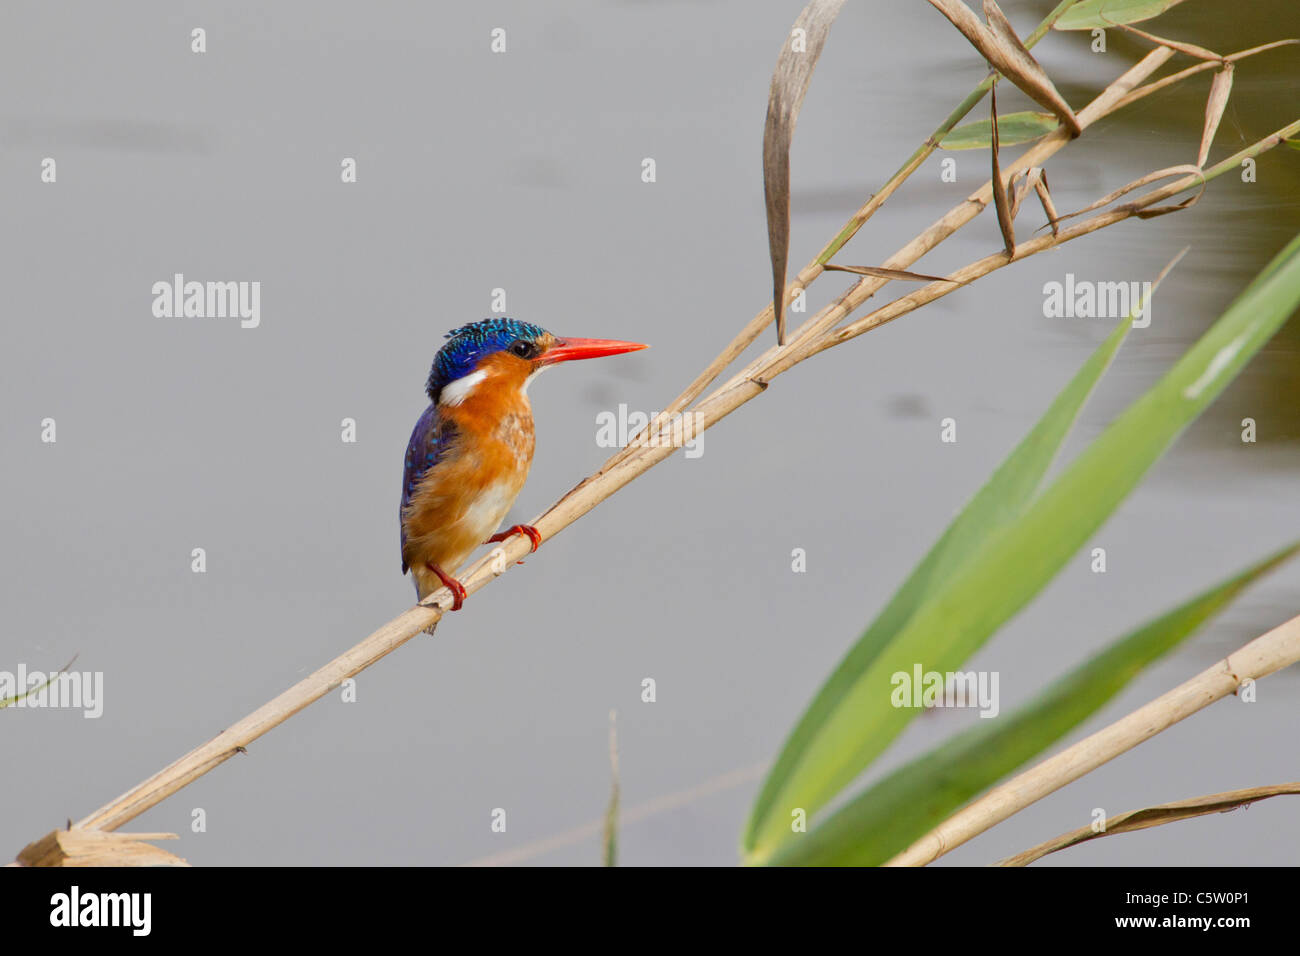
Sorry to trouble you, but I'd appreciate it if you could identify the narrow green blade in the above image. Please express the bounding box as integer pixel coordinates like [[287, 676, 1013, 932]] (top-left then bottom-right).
[[941, 111, 1060, 150]]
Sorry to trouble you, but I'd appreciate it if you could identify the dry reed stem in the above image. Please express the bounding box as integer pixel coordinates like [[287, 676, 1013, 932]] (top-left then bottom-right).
[[884, 613, 1300, 866]]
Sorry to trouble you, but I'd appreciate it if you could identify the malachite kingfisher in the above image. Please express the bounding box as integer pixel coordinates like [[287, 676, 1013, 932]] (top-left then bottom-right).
[[400, 318, 647, 616]]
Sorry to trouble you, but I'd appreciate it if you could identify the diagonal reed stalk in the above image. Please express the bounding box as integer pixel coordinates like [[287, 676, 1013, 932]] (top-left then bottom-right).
[[56, 26, 1300, 843]]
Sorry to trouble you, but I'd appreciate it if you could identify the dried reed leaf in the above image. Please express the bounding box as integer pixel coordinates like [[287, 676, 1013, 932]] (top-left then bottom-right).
[[990, 83, 1016, 256], [1034, 172, 1061, 236], [764, 0, 846, 346], [1119, 22, 1223, 61], [1132, 193, 1202, 218], [1009, 167, 1061, 236], [1198, 64, 1235, 168], [1056, 164, 1206, 222], [927, 0, 1081, 137], [996, 783, 1300, 866], [1008, 167, 1041, 218], [983, 0, 1081, 139], [822, 264, 954, 283]]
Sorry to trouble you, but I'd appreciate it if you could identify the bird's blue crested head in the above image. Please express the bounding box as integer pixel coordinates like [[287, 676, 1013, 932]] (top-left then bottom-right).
[[426, 318, 551, 402]]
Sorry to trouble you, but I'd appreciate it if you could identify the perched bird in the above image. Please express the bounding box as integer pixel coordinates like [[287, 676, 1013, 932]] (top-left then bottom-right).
[[400, 318, 647, 615]]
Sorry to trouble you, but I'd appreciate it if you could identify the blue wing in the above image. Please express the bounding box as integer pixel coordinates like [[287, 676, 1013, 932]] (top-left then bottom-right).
[[400, 403, 444, 574]]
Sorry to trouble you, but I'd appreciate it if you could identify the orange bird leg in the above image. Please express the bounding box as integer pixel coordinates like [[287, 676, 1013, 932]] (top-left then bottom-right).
[[486, 524, 542, 554], [426, 563, 467, 611]]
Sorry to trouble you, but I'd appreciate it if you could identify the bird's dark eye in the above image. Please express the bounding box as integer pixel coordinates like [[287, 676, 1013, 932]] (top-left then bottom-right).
[[510, 340, 536, 359]]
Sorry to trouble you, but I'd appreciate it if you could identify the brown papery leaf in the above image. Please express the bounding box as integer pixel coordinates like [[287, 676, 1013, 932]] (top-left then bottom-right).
[[1012, 168, 1062, 237], [764, 0, 847, 346], [990, 83, 1016, 256], [1134, 191, 1203, 219], [1198, 64, 1235, 168], [1034, 172, 1061, 236], [996, 783, 1300, 867], [927, 0, 1081, 138], [1119, 22, 1224, 62], [1007, 166, 1042, 219], [822, 264, 957, 283], [983, 0, 1081, 137], [1055, 164, 1205, 222]]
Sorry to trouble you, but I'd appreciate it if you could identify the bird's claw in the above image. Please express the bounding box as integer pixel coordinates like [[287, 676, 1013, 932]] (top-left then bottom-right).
[[486, 524, 542, 554], [427, 563, 466, 611]]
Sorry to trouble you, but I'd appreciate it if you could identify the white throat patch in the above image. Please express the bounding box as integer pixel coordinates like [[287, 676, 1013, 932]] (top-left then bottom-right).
[[439, 369, 488, 407], [522, 363, 551, 395]]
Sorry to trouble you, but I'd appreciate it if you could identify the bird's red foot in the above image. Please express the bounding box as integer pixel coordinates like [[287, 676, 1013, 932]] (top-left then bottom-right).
[[486, 524, 542, 554], [427, 563, 466, 611]]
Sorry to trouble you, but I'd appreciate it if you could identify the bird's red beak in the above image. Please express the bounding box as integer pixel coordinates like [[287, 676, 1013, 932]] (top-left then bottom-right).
[[540, 337, 648, 366]]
